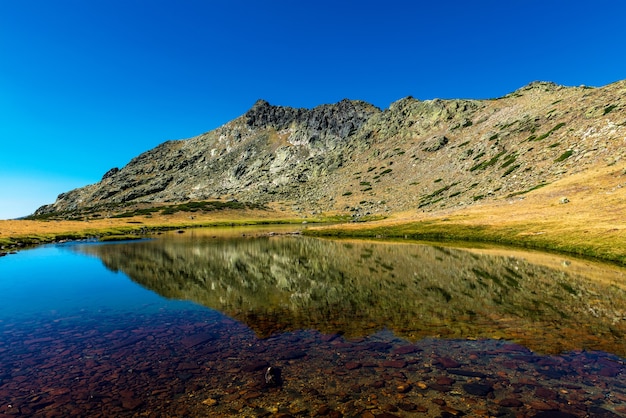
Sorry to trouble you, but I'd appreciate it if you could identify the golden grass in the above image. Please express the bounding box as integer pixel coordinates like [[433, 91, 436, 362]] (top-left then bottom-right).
[[307, 164, 626, 265], [0, 207, 304, 247], [3, 164, 625, 265]]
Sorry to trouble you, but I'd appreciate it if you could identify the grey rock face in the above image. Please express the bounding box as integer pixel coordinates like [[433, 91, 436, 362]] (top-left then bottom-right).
[[33, 80, 626, 217], [423, 135, 449, 152], [101, 167, 119, 180], [34, 99, 381, 215], [245, 98, 379, 144]]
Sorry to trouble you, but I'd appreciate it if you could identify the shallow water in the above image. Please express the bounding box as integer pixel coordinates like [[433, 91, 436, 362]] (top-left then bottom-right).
[[1, 226, 625, 417]]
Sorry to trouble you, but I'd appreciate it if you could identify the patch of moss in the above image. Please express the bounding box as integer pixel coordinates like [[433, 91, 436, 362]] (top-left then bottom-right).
[[472, 152, 486, 161], [502, 164, 520, 177], [500, 153, 518, 169], [532, 122, 566, 142], [604, 104, 618, 115], [419, 182, 459, 207], [470, 151, 506, 172], [555, 150, 573, 162]]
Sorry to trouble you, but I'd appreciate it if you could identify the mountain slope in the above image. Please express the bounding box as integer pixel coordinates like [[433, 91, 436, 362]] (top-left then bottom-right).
[[34, 80, 626, 218]]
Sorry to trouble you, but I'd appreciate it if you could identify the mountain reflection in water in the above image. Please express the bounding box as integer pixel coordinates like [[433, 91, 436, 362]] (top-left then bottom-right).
[[76, 229, 626, 356]]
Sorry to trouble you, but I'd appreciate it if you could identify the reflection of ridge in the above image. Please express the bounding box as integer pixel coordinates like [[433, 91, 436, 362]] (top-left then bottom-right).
[[75, 233, 626, 355]]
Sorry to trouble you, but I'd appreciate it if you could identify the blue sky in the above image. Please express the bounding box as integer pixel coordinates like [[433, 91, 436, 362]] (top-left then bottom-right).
[[1, 1, 625, 219]]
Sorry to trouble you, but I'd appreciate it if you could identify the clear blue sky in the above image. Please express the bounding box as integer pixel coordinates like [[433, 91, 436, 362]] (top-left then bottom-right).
[[1, 0, 625, 219]]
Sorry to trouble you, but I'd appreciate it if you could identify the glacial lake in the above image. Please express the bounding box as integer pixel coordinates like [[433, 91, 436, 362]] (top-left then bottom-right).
[[1, 225, 625, 417]]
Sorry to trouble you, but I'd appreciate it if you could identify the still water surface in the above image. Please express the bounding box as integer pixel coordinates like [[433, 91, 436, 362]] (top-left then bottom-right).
[[1, 226, 625, 417]]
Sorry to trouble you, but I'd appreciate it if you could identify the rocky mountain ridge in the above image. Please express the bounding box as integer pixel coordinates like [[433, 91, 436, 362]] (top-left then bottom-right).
[[35, 80, 626, 217]]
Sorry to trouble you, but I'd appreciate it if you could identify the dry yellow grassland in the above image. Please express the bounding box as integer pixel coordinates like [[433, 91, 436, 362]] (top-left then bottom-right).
[[2, 164, 625, 265], [307, 163, 626, 264]]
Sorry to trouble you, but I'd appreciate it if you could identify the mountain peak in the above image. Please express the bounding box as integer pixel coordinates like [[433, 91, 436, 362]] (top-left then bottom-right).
[[33, 80, 626, 219], [250, 99, 271, 109]]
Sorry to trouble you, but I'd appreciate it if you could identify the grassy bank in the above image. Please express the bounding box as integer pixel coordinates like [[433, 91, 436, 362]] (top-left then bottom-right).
[[3, 165, 625, 266], [0, 207, 321, 250], [305, 218, 626, 266], [3, 209, 625, 265], [306, 165, 626, 266]]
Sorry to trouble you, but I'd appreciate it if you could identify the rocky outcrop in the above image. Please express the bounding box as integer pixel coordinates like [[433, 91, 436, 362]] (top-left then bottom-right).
[[34, 80, 626, 217]]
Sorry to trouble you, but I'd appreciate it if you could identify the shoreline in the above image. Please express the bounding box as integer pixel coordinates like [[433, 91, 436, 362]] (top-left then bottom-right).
[[0, 208, 310, 255], [3, 162, 626, 265], [2, 212, 626, 268]]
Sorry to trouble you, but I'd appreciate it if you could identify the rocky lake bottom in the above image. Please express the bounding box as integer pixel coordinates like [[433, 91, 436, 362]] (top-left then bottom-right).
[[1, 307, 625, 418], [1, 228, 625, 417]]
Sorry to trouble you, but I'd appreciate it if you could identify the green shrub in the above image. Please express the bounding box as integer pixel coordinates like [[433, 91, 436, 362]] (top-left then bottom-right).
[[532, 122, 566, 141], [500, 153, 517, 169], [555, 150, 573, 162], [470, 151, 506, 172], [502, 164, 520, 177]]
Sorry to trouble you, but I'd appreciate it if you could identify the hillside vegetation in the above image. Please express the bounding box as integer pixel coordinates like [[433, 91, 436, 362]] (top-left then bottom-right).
[[2, 80, 625, 261]]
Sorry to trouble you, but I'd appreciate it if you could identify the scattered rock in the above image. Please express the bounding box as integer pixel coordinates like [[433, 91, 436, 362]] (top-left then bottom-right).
[[264, 366, 282, 386], [535, 387, 558, 400], [462, 383, 493, 396], [344, 361, 362, 370], [437, 356, 461, 368], [423, 135, 449, 152], [435, 376, 455, 385], [201, 398, 217, 406], [242, 360, 270, 372], [499, 398, 523, 407], [396, 383, 411, 393], [393, 345, 420, 355], [397, 401, 420, 411], [121, 397, 143, 410]]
